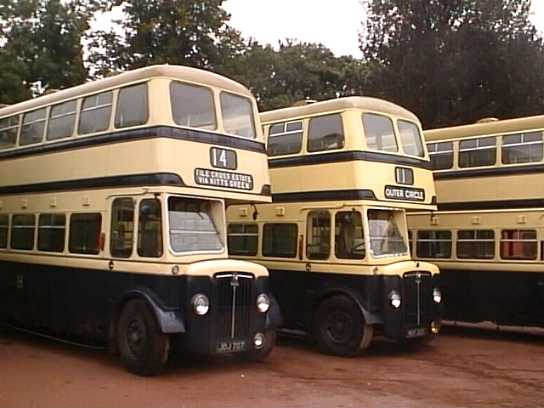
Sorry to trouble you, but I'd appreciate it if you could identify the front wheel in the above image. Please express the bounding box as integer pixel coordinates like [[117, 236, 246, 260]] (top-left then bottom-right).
[[241, 331, 276, 362], [117, 299, 170, 376], [313, 295, 373, 357]]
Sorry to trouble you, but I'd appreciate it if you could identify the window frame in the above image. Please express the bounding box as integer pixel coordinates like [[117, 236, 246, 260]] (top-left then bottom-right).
[[170, 80, 218, 131], [416, 230, 452, 259], [20, 107, 48, 146], [307, 113, 345, 153], [0, 114, 20, 150], [68, 212, 102, 255], [37, 213, 67, 253], [362, 112, 399, 153], [500, 229, 538, 261], [267, 120, 304, 156], [262, 223, 298, 258], [219, 91, 257, 139], [46, 99, 78, 141], [501, 131, 544, 165], [458, 136, 497, 168], [10, 214, 36, 251], [227, 223, 259, 257], [306, 210, 331, 260], [114, 82, 149, 129], [397, 119, 425, 158], [110, 197, 135, 259], [427, 141, 454, 170], [78, 90, 114, 135], [456, 229, 495, 260]]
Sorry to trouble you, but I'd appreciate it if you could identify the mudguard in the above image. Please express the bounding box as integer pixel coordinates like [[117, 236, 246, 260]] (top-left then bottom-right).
[[313, 287, 382, 326], [265, 295, 283, 329], [120, 289, 186, 334]]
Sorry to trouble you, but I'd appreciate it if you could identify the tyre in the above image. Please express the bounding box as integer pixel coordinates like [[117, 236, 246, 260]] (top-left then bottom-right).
[[313, 295, 373, 357], [241, 330, 276, 362], [117, 299, 170, 376]]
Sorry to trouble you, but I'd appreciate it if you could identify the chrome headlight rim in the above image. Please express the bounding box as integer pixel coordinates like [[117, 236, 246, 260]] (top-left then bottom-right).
[[388, 290, 402, 309], [256, 293, 271, 313], [433, 287, 442, 304], [191, 293, 210, 316]]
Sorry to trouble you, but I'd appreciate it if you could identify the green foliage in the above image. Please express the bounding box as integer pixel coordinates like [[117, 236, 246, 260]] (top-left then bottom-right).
[[361, 0, 544, 128]]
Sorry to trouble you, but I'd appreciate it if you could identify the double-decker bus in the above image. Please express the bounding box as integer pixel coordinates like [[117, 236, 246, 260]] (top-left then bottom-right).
[[408, 115, 544, 330], [226, 97, 441, 356], [0, 65, 281, 375]]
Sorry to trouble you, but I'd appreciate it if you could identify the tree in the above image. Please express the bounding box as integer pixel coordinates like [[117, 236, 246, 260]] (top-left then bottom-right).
[[361, 0, 544, 128]]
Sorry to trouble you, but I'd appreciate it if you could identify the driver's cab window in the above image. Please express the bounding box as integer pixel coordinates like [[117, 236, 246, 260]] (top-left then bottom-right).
[[306, 211, 331, 260], [335, 211, 365, 259]]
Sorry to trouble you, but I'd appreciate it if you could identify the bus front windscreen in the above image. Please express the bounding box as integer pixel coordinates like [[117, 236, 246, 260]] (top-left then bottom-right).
[[368, 209, 408, 257], [168, 196, 224, 253]]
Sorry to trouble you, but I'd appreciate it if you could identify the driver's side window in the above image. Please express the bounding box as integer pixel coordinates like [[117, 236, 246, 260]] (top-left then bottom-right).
[[306, 211, 331, 260], [335, 211, 365, 259]]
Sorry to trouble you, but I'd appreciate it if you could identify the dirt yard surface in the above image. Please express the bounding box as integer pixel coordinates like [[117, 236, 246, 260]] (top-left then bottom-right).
[[0, 327, 542, 408]]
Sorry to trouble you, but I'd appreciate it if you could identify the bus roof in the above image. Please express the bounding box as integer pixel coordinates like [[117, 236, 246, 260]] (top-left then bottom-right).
[[0, 65, 253, 118], [260, 96, 420, 124], [425, 114, 544, 142]]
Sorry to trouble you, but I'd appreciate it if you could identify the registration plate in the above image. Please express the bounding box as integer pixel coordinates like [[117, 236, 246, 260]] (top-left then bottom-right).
[[217, 340, 247, 353], [406, 328, 428, 338]]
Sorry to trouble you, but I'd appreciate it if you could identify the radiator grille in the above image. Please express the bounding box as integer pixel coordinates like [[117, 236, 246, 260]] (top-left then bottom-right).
[[215, 273, 253, 340], [403, 271, 433, 328]]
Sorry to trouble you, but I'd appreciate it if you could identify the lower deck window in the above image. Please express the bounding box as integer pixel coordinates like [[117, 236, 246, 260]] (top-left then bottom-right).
[[416, 230, 452, 258], [500, 229, 537, 260], [228, 223, 258, 256], [263, 223, 297, 258], [69, 213, 101, 255], [38, 214, 66, 252], [457, 230, 495, 259], [11, 214, 36, 250]]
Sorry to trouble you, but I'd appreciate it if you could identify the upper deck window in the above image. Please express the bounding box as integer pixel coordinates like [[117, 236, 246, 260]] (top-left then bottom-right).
[[168, 197, 223, 253], [220, 92, 256, 139], [362, 113, 398, 153], [79, 91, 113, 135], [502, 132, 543, 164], [459, 136, 496, 168], [170, 82, 216, 130], [307, 114, 344, 152], [267, 120, 303, 156], [47, 100, 77, 141], [20, 108, 47, 146], [427, 142, 454, 170], [398, 120, 424, 157], [0, 115, 19, 150], [115, 83, 148, 128]]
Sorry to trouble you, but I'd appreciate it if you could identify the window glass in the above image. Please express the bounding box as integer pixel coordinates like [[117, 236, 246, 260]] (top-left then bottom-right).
[[457, 230, 494, 259], [408, 230, 413, 254], [79, 91, 113, 135], [427, 142, 454, 170], [362, 113, 398, 153], [368, 209, 407, 257], [0, 115, 19, 149], [308, 114, 344, 152], [168, 197, 223, 253], [502, 132, 543, 164], [267, 120, 303, 156], [47, 100, 77, 140], [20, 108, 46, 146], [170, 82, 216, 130], [500, 229, 537, 260], [228, 223, 258, 256], [11, 214, 35, 250], [335, 211, 365, 259], [459, 137, 496, 168], [0, 214, 9, 248], [416, 230, 452, 258], [220, 92, 256, 138], [263, 223, 298, 258], [69, 213, 101, 255], [138, 199, 163, 257], [115, 83, 148, 128], [38, 214, 66, 252], [110, 198, 134, 258], [398, 120, 424, 157], [306, 211, 330, 259]]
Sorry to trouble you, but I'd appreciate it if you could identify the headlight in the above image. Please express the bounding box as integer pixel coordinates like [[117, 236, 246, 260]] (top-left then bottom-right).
[[388, 290, 401, 309], [433, 288, 442, 304], [256, 293, 270, 313], [191, 293, 209, 316]]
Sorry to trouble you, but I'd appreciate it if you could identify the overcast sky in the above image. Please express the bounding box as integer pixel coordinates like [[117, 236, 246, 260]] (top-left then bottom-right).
[[223, 0, 544, 57]]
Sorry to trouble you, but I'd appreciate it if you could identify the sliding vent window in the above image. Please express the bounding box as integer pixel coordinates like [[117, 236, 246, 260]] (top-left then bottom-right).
[[38, 214, 66, 252], [427, 142, 454, 170], [363, 113, 398, 153], [457, 230, 494, 259], [500, 229, 537, 260], [69, 213, 101, 255], [459, 137, 496, 168], [228, 223, 258, 256], [307, 114, 344, 152], [502, 132, 543, 164], [263, 223, 297, 258], [0, 214, 8, 248], [306, 211, 331, 259], [138, 199, 163, 257], [267, 121, 303, 156], [111, 198, 135, 258], [115, 83, 148, 128], [416, 230, 452, 258], [220, 92, 256, 138], [170, 82, 216, 130], [0, 115, 19, 150], [335, 211, 365, 259], [168, 197, 223, 253], [47, 100, 77, 141], [20, 108, 46, 146], [398, 120, 424, 157], [11, 214, 36, 250], [79, 91, 113, 135]]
